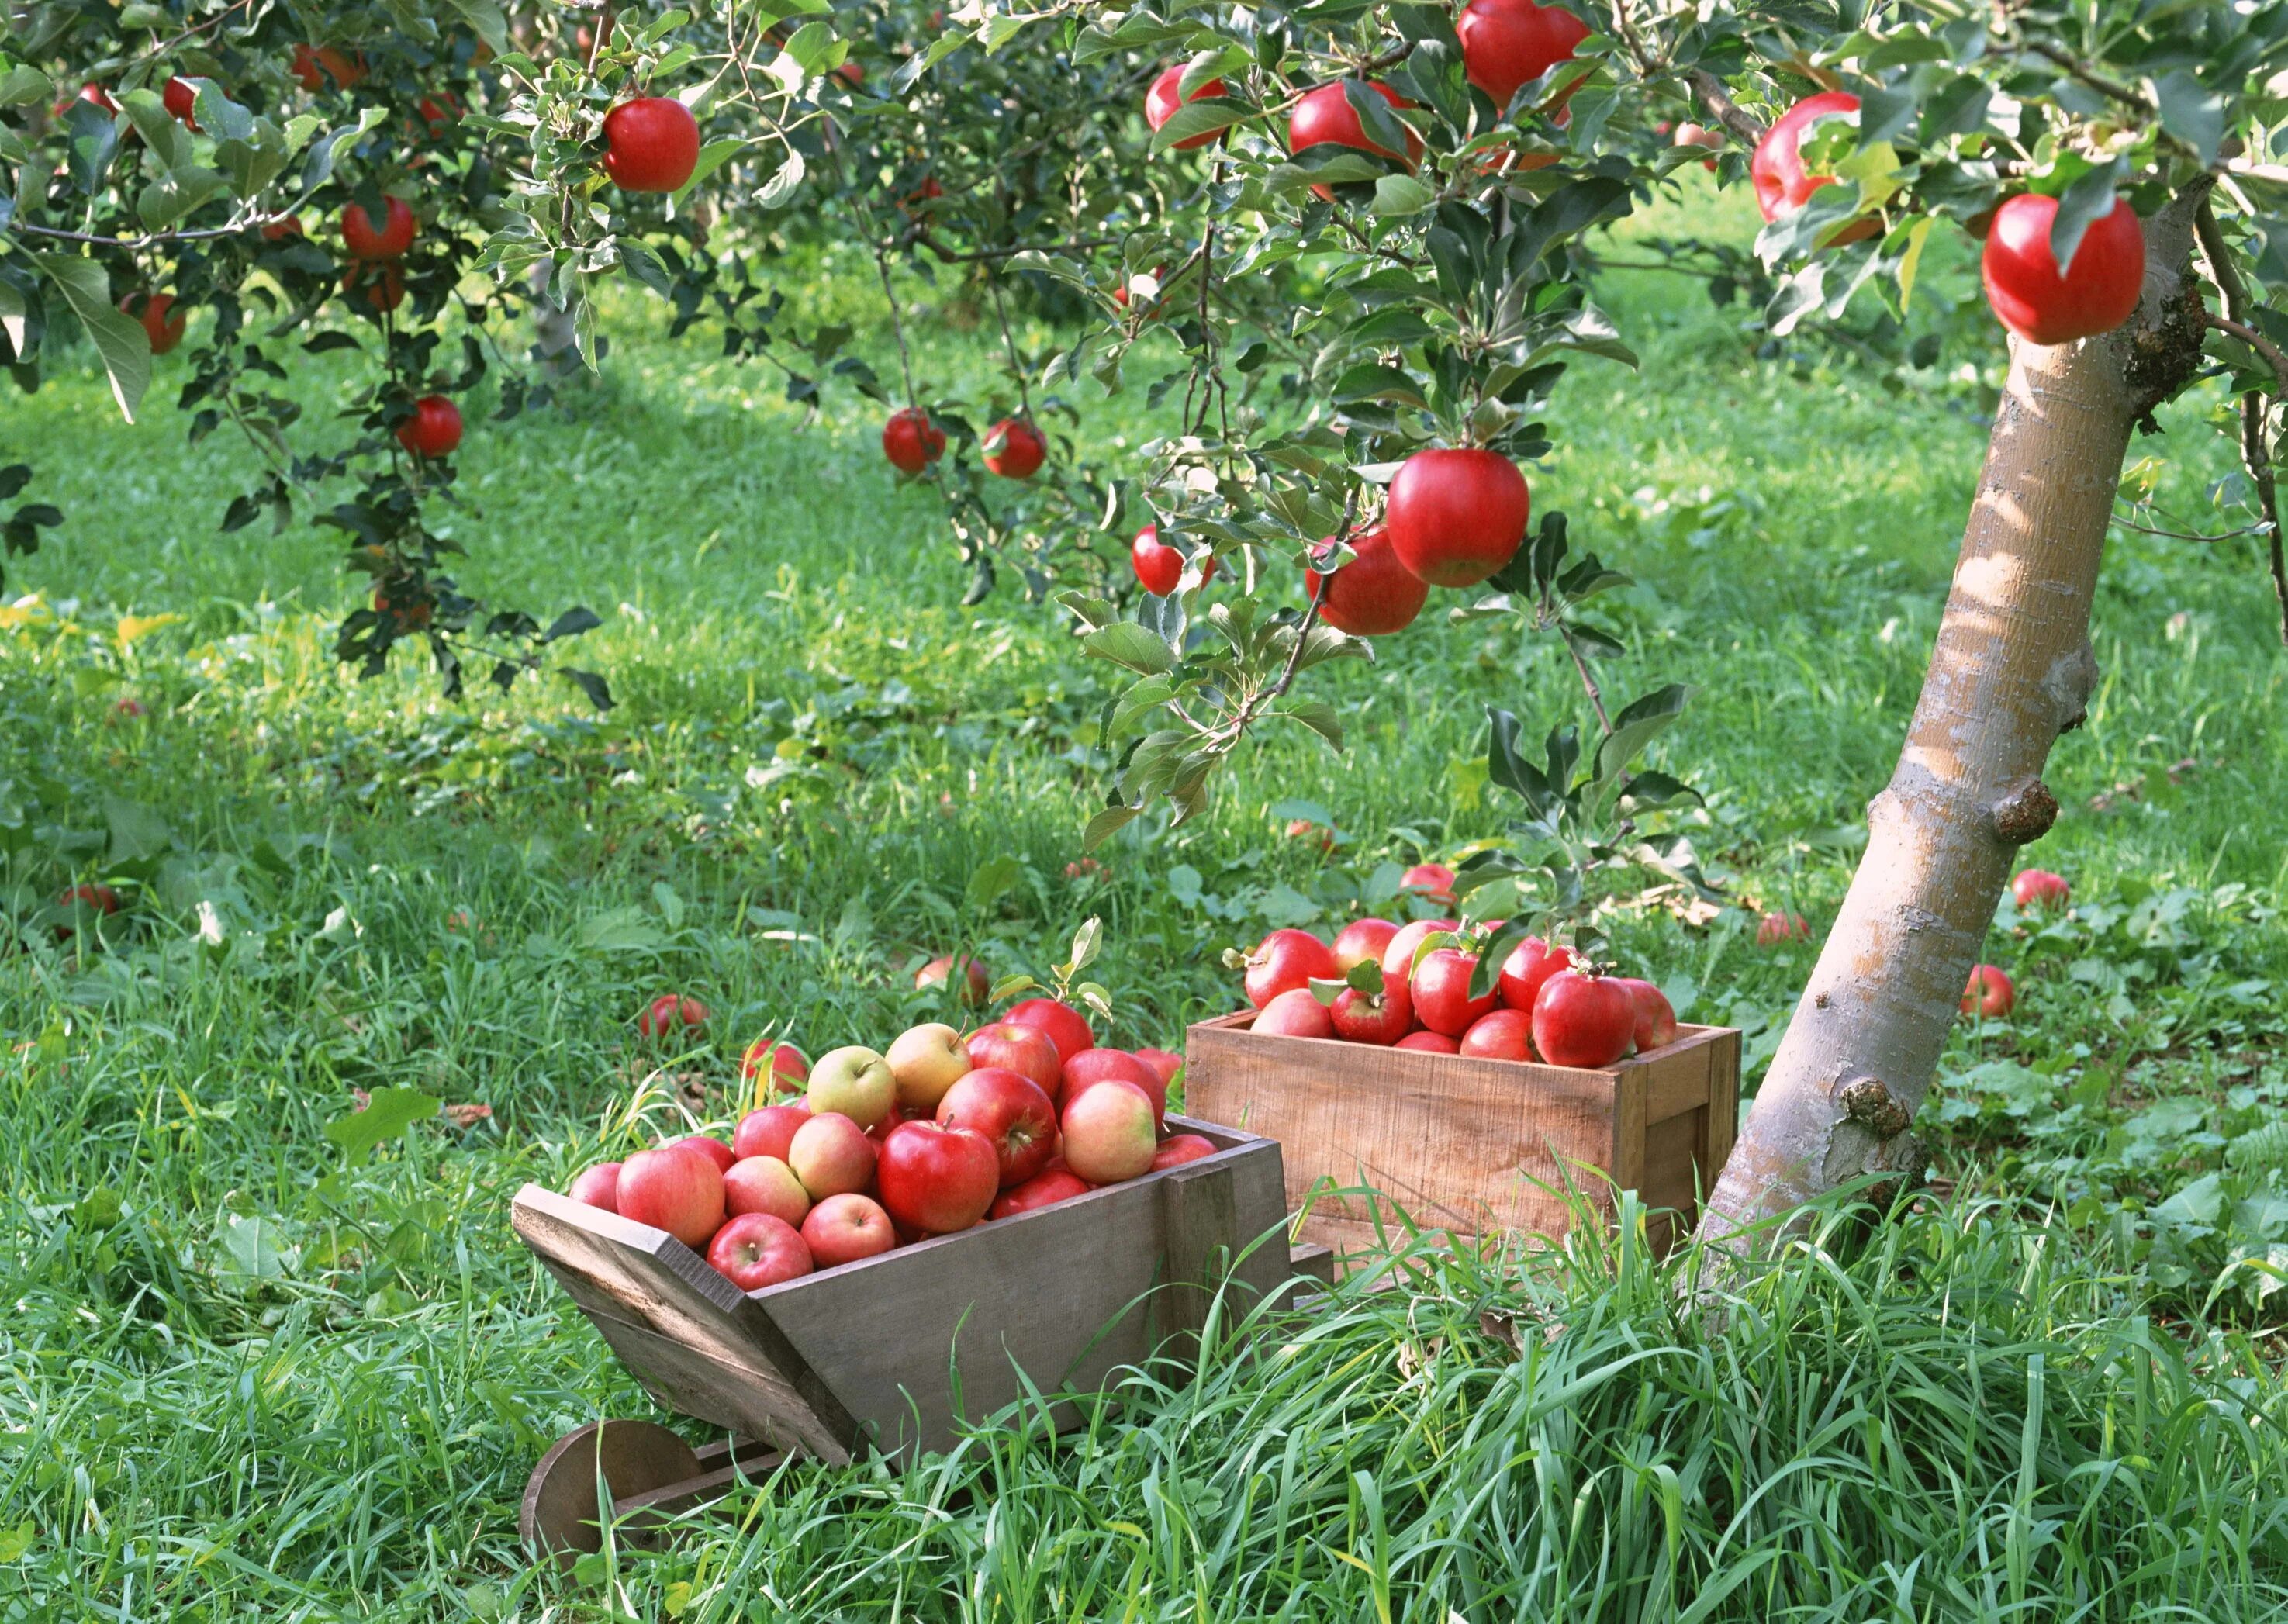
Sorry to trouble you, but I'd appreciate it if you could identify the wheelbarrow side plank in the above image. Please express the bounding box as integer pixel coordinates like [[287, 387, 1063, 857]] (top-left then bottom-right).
[[512, 1184, 860, 1461]]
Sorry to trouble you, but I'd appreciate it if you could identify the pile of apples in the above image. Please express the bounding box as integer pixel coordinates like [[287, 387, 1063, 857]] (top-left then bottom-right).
[[565, 998, 1208, 1292], [1236, 916, 1677, 1071]]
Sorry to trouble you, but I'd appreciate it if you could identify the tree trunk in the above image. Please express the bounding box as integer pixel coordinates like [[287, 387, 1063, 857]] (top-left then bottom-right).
[[1696, 190, 2212, 1244]]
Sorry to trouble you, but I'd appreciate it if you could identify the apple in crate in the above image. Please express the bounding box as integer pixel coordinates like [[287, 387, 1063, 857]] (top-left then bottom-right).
[[1332, 917, 1399, 972], [1379, 919, 1458, 987], [990, 1167, 1094, 1218], [787, 1113, 877, 1199], [733, 1103, 811, 1163], [1608, 977, 1678, 1050], [1410, 948, 1498, 1037], [1150, 1134, 1218, 1170], [1459, 1007, 1533, 1060], [1061, 1047, 1166, 1122], [965, 1021, 1064, 1097], [669, 1134, 736, 1173], [617, 1146, 725, 1246], [1254, 986, 1334, 1038], [1532, 970, 1637, 1068], [876, 1121, 1001, 1235], [1060, 1080, 1158, 1183], [1135, 1048, 1184, 1087], [707, 1212, 814, 1290], [1498, 936, 1574, 1012], [724, 1156, 812, 1227], [569, 1161, 621, 1211], [807, 1045, 897, 1129], [886, 1021, 972, 1114], [1243, 928, 1337, 1008], [935, 1068, 1059, 1187], [801, 1194, 897, 1266], [1007, 997, 1096, 1064], [1395, 1031, 1460, 1054]]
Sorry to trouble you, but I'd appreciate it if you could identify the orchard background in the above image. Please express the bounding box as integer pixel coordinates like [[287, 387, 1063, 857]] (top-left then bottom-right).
[[6, 0, 2288, 1615]]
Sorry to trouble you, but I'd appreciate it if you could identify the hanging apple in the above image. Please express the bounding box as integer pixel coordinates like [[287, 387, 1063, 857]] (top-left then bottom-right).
[[341, 196, 417, 261], [1306, 526, 1428, 634], [394, 395, 462, 458], [1980, 194, 2145, 346], [882, 407, 946, 473], [1454, 0, 1588, 109], [602, 95, 700, 192], [983, 417, 1046, 479], [1385, 449, 1530, 587], [1145, 63, 1227, 150]]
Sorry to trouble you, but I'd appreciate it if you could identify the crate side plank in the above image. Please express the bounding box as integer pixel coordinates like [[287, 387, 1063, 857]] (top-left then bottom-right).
[[579, 1311, 853, 1463], [751, 1137, 1288, 1460], [1186, 1026, 1619, 1234]]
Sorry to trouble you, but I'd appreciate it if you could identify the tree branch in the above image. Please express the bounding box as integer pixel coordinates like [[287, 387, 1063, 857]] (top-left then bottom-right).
[[1684, 68, 1765, 146]]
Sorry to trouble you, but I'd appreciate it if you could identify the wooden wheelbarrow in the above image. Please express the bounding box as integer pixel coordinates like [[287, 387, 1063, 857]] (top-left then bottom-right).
[[511, 1114, 1332, 1560]]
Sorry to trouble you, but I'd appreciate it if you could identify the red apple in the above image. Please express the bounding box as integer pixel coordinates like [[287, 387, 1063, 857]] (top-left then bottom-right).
[[1007, 997, 1095, 1065], [1061, 1047, 1166, 1124], [1386, 449, 1530, 588], [1395, 1030, 1461, 1054], [1381, 918, 1460, 988], [638, 992, 709, 1037], [1401, 862, 1458, 908], [1307, 526, 1429, 636], [801, 1193, 897, 1266], [616, 1146, 725, 1246], [806, 1045, 897, 1129], [341, 195, 416, 261], [1456, 0, 1590, 109], [990, 1167, 1095, 1218], [740, 1039, 810, 1091], [394, 394, 461, 458], [1059, 1080, 1160, 1184], [1151, 1134, 1220, 1170], [723, 1155, 812, 1228], [1253, 986, 1336, 1039], [1243, 928, 1339, 1009], [1982, 195, 2145, 346], [935, 1068, 1059, 1187], [983, 417, 1046, 479], [1755, 911, 1811, 947], [1750, 92, 1878, 244], [733, 1102, 812, 1165], [1130, 523, 1218, 594], [602, 95, 700, 192], [707, 1211, 813, 1290], [1332, 918, 1401, 973], [914, 953, 990, 1004], [1146, 63, 1228, 150], [876, 1120, 1001, 1235], [1330, 979, 1413, 1045], [964, 1021, 1065, 1098], [2013, 869, 2071, 911], [786, 1112, 877, 1199], [1411, 948, 1498, 1038], [669, 1134, 736, 1174], [569, 1162, 621, 1211], [1287, 79, 1422, 174], [342, 262, 405, 314], [1498, 936, 1574, 1012], [1608, 977, 1678, 1051], [161, 74, 202, 127], [1961, 965, 2016, 1018], [1135, 1047, 1185, 1087], [1459, 1007, 1534, 1060], [120, 292, 187, 355], [1531, 970, 1637, 1068], [883, 406, 947, 474]]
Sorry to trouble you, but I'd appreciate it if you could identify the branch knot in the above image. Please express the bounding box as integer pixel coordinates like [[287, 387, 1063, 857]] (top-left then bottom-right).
[[1991, 778, 2058, 846]]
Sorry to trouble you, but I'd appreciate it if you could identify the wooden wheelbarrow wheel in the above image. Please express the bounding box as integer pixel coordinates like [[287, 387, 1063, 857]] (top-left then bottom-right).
[[520, 1418, 705, 1565]]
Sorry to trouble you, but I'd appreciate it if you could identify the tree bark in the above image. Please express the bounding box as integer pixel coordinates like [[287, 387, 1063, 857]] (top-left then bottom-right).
[[1696, 189, 2213, 1244]]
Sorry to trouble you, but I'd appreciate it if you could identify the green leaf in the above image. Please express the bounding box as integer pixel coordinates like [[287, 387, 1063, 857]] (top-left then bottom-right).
[[2050, 161, 2124, 275], [1285, 700, 1344, 752], [1593, 683, 1692, 785], [1149, 96, 1247, 152], [1082, 804, 1139, 851], [650, 879, 686, 927], [323, 1087, 441, 1167], [1082, 622, 1177, 676], [1372, 174, 1436, 217], [0, 66, 55, 107], [220, 1214, 290, 1278], [103, 796, 172, 861], [33, 254, 149, 422], [966, 854, 1021, 910], [2151, 69, 2224, 164], [441, 0, 511, 55]]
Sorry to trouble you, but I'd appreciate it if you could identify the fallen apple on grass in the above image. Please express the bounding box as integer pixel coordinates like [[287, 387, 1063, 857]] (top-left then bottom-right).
[[915, 953, 990, 1004], [638, 993, 710, 1037], [1962, 964, 2016, 1018], [740, 1038, 808, 1091]]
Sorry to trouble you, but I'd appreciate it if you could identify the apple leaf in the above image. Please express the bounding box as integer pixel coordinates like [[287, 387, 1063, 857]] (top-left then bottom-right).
[[33, 253, 148, 422], [323, 1087, 441, 1166]]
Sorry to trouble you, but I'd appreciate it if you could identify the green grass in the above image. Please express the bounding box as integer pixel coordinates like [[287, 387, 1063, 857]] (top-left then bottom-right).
[[4, 180, 2286, 1617]]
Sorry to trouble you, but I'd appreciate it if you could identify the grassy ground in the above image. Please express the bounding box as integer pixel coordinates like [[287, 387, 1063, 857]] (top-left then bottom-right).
[[4, 180, 2286, 1618]]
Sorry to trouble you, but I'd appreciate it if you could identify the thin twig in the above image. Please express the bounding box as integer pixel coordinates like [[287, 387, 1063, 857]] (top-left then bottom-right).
[[986, 275, 1031, 416], [1565, 635, 1612, 734], [1683, 68, 1765, 146], [872, 240, 918, 405], [914, 233, 1124, 264], [2194, 202, 2288, 646], [2203, 309, 2288, 394], [2022, 40, 2148, 116], [137, 0, 257, 62], [9, 213, 299, 248], [2110, 510, 2268, 543]]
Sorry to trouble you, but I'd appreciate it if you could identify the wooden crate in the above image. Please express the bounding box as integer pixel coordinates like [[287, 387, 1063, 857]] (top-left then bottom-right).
[[1183, 1012, 1740, 1261], [511, 1114, 1305, 1468]]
